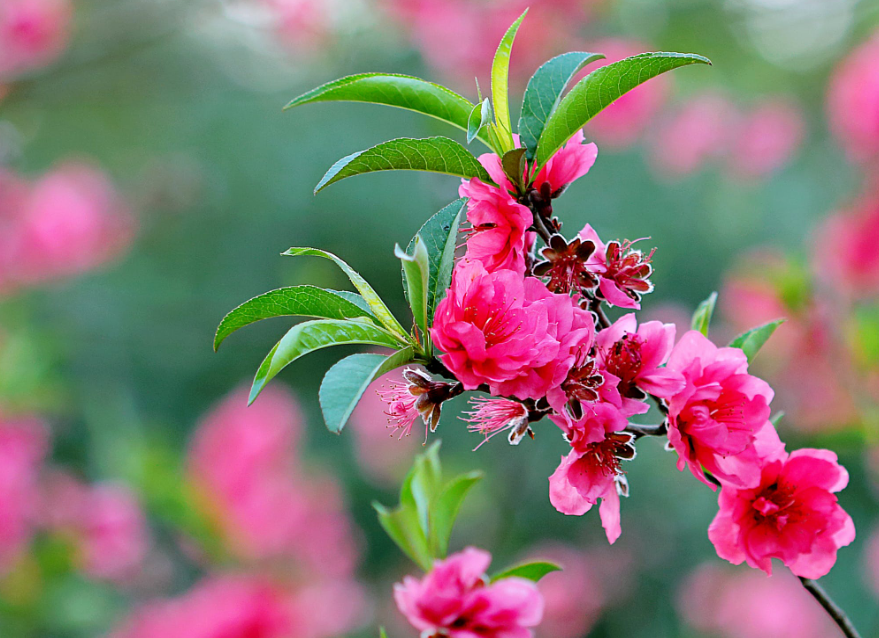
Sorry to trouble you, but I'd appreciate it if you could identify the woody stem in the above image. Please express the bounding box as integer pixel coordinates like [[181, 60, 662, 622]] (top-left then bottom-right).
[[799, 577, 862, 638]]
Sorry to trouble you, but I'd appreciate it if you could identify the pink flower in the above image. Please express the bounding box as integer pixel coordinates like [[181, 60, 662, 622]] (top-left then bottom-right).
[[728, 99, 804, 180], [650, 93, 738, 177], [464, 397, 529, 448], [548, 403, 632, 543], [431, 260, 594, 400], [578, 224, 654, 309], [394, 546, 544, 638], [678, 563, 837, 638], [532, 130, 598, 195], [827, 31, 879, 163], [583, 39, 669, 149], [866, 526, 879, 599], [665, 330, 781, 489], [708, 448, 855, 578], [0, 0, 71, 81], [814, 193, 879, 299], [0, 415, 47, 572], [594, 313, 685, 414], [0, 162, 134, 294]]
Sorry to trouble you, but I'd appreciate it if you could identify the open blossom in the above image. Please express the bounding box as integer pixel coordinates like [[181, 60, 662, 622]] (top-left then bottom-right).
[[708, 448, 855, 578], [814, 193, 879, 298], [578, 224, 654, 309], [678, 563, 837, 638], [0, 0, 71, 81], [548, 403, 631, 543], [594, 313, 684, 415], [431, 260, 594, 400], [377, 368, 461, 440], [665, 330, 781, 489], [866, 526, 879, 598], [394, 546, 544, 638], [827, 31, 879, 163]]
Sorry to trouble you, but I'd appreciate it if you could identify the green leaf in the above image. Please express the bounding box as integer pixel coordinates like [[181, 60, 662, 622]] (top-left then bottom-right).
[[430, 470, 483, 558], [379, 629, 389, 638], [249, 319, 405, 404], [327, 289, 376, 316], [467, 98, 493, 145], [491, 10, 528, 151], [374, 499, 433, 572], [691, 291, 718, 336], [518, 52, 605, 160], [285, 73, 491, 146], [770, 411, 785, 426], [409, 442, 443, 539], [396, 237, 430, 344], [283, 247, 408, 339], [490, 561, 562, 583], [315, 137, 496, 193], [535, 52, 711, 169], [407, 198, 467, 326], [214, 285, 377, 351], [319, 349, 415, 434], [728, 319, 785, 363], [501, 148, 527, 191]]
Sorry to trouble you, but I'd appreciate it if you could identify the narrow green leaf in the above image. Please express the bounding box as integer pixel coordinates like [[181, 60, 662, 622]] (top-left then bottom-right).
[[319, 349, 415, 434], [430, 471, 483, 558], [518, 52, 605, 159], [379, 629, 389, 638], [535, 52, 711, 169], [490, 561, 562, 583], [315, 137, 496, 193], [214, 285, 377, 351], [770, 411, 785, 426], [396, 237, 430, 343], [374, 500, 432, 572], [407, 199, 467, 324], [467, 98, 493, 145], [409, 442, 443, 540], [501, 148, 527, 191], [691, 291, 718, 336], [249, 319, 404, 404], [491, 10, 528, 151], [327, 289, 376, 317], [285, 73, 491, 146], [283, 247, 408, 339], [729, 319, 785, 363]]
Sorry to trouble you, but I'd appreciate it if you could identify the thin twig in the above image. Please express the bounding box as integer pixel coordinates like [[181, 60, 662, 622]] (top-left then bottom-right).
[[625, 422, 667, 439], [799, 577, 862, 638]]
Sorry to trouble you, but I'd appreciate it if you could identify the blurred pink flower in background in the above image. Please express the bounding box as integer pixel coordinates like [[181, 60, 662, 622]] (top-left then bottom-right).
[[0, 414, 47, 573], [40, 471, 150, 583], [188, 385, 361, 579], [866, 526, 879, 598], [815, 192, 879, 299], [582, 39, 668, 150], [350, 370, 421, 486], [678, 563, 836, 638], [0, 162, 134, 294], [828, 30, 879, 164], [727, 100, 804, 180], [261, 0, 332, 53], [0, 0, 71, 81], [650, 92, 738, 177]]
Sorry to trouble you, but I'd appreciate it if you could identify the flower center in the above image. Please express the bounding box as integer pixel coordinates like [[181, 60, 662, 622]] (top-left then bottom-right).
[[751, 483, 797, 527], [603, 334, 645, 398]]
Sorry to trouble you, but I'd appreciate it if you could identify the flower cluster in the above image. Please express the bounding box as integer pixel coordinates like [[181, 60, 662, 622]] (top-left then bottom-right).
[[380, 129, 854, 580]]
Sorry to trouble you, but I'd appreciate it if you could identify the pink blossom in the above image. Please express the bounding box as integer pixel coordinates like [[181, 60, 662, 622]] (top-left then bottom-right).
[[827, 32, 879, 163], [0, 0, 71, 81], [532, 130, 598, 194], [0, 162, 134, 294], [678, 563, 836, 638], [459, 178, 533, 274], [650, 93, 738, 177], [814, 193, 879, 299], [261, 0, 331, 53], [377, 379, 421, 439], [866, 526, 879, 598], [594, 313, 685, 415], [708, 448, 855, 578], [578, 224, 654, 309], [728, 100, 804, 180], [665, 330, 781, 489], [464, 396, 529, 448], [431, 260, 594, 400], [548, 403, 632, 543], [394, 546, 544, 638], [0, 414, 47, 572], [583, 39, 669, 149]]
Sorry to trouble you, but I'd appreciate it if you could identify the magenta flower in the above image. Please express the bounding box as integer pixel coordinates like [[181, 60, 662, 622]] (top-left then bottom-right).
[[377, 368, 461, 440], [464, 397, 529, 448], [431, 260, 594, 400], [594, 313, 685, 415], [708, 448, 855, 578], [459, 177, 534, 274], [727, 99, 804, 181], [578, 224, 654, 309], [0, 0, 71, 81], [394, 546, 544, 638], [814, 193, 879, 299], [548, 403, 632, 543], [664, 330, 781, 489], [532, 130, 598, 195], [827, 31, 879, 163]]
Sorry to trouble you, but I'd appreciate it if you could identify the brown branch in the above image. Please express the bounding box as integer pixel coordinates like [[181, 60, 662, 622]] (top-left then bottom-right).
[[799, 577, 862, 638]]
